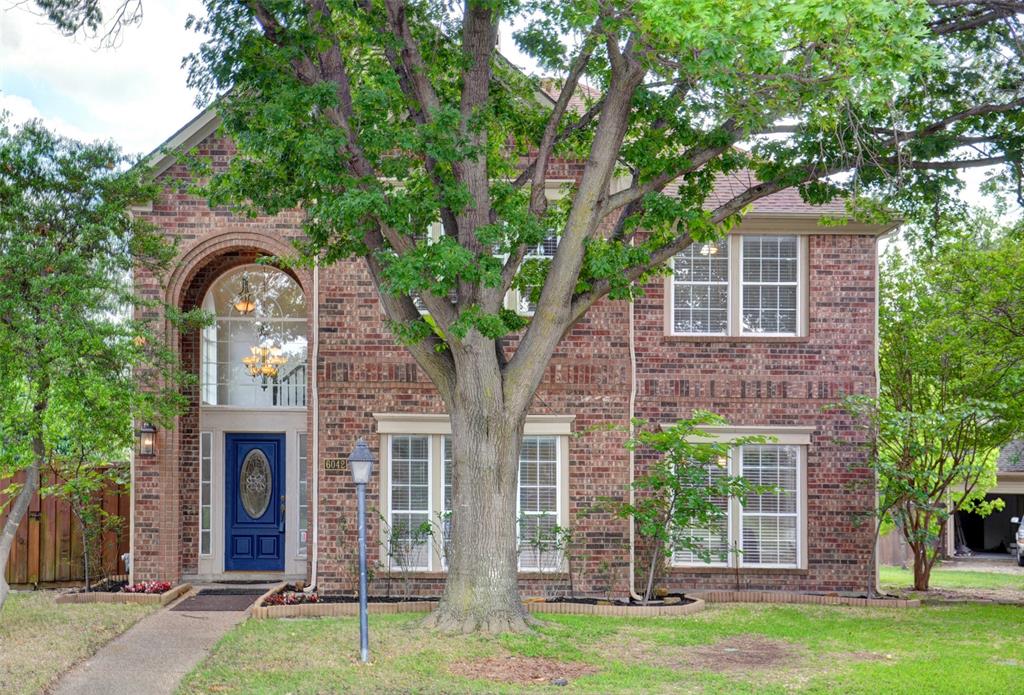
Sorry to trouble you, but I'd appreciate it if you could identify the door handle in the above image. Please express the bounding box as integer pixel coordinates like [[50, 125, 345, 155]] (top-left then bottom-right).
[[278, 495, 286, 533]]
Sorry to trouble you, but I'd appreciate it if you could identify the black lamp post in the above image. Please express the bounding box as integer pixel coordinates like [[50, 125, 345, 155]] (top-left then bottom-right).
[[348, 438, 375, 663]]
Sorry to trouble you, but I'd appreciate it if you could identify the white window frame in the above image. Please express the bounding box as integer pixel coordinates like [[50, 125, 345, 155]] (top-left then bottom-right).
[[386, 435, 433, 572], [199, 431, 213, 557], [375, 414, 573, 573], [670, 451, 732, 568], [513, 236, 560, 316], [668, 426, 810, 570], [740, 235, 801, 337], [516, 435, 563, 572], [737, 444, 802, 569], [670, 238, 731, 336], [666, 234, 808, 337]]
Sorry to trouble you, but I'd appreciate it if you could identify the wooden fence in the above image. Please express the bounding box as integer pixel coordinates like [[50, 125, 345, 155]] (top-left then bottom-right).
[[1, 471, 130, 587]]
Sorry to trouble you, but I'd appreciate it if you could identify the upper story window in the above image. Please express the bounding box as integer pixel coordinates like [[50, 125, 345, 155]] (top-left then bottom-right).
[[201, 265, 307, 408], [672, 239, 729, 334], [669, 235, 806, 337], [515, 235, 559, 316]]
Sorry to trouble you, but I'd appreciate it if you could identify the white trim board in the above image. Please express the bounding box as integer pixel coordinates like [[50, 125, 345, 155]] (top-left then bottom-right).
[[373, 413, 575, 436]]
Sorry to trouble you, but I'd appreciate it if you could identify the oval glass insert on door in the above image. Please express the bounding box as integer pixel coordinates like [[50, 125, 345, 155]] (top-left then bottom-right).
[[240, 449, 272, 518]]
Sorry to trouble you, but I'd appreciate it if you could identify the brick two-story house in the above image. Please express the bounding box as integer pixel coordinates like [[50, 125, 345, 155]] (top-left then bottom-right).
[[130, 106, 896, 598]]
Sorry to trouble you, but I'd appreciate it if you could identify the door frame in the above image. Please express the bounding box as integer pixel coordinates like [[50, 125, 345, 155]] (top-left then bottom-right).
[[195, 407, 307, 578]]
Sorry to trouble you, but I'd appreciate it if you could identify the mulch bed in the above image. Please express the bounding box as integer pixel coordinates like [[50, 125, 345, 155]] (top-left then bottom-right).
[[170, 588, 265, 612], [448, 655, 599, 686]]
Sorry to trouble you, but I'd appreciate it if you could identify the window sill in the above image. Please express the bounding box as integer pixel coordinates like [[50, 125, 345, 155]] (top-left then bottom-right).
[[663, 334, 809, 344], [669, 565, 809, 575]]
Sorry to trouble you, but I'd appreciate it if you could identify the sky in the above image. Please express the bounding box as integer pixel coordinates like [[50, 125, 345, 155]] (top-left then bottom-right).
[[0, 1, 538, 157], [1, 0, 208, 155]]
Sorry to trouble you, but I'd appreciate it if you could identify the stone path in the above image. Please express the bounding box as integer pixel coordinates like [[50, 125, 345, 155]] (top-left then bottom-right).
[[51, 591, 250, 695]]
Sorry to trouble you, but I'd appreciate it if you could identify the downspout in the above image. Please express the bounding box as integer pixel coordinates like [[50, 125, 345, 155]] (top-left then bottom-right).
[[626, 293, 643, 602], [872, 230, 893, 596], [307, 262, 321, 591]]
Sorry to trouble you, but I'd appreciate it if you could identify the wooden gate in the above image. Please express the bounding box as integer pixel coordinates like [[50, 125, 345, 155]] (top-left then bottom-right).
[[1, 470, 130, 587]]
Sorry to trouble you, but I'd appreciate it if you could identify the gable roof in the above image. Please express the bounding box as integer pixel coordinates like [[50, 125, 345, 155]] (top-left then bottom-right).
[[145, 107, 221, 179], [998, 440, 1024, 473]]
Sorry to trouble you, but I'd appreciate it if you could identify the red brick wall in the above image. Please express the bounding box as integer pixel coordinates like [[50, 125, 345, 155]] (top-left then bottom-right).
[[632, 234, 878, 593], [133, 130, 877, 597]]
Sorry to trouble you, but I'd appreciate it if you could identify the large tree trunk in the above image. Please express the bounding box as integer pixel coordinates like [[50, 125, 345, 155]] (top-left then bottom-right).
[[423, 344, 533, 634], [0, 458, 40, 611]]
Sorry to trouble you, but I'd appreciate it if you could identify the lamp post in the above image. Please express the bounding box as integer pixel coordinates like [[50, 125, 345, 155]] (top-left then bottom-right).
[[348, 438, 375, 663]]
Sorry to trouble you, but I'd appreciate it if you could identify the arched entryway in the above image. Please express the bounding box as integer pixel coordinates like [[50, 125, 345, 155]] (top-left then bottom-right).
[[176, 250, 312, 581]]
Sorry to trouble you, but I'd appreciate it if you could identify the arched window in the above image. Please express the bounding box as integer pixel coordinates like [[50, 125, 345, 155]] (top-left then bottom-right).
[[201, 265, 307, 407]]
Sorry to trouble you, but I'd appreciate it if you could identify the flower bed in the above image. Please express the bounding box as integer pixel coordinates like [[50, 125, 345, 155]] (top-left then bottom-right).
[[688, 589, 921, 608], [123, 581, 173, 594], [56, 582, 192, 606], [250, 589, 705, 620]]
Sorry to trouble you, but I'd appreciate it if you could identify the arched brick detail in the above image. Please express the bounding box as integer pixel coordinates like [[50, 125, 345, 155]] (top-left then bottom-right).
[[135, 230, 313, 581]]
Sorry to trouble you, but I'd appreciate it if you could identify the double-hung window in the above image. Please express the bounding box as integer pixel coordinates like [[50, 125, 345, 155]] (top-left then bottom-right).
[[669, 235, 806, 337], [377, 414, 571, 573], [670, 435, 807, 570], [515, 235, 559, 315], [387, 435, 432, 571], [671, 454, 730, 566], [672, 239, 729, 334], [517, 436, 561, 571]]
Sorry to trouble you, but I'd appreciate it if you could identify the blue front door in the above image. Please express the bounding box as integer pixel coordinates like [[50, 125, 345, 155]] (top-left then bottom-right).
[[225, 433, 285, 571]]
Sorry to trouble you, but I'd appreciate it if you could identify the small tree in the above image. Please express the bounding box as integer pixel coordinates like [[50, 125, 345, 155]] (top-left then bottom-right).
[[0, 118, 196, 610], [842, 217, 1024, 591], [46, 452, 129, 590], [604, 412, 763, 604]]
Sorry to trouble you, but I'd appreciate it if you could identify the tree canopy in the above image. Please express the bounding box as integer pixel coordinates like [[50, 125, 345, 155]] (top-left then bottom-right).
[[0, 117, 195, 609], [845, 213, 1024, 591]]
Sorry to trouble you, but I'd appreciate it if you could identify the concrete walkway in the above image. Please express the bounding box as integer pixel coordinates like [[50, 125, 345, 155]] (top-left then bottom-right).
[[51, 596, 247, 695]]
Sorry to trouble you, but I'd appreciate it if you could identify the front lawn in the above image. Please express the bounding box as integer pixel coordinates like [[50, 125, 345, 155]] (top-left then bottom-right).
[[880, 565, 1024, 591], [180, 603, 1021, 694], [0, 591, 158, 694]]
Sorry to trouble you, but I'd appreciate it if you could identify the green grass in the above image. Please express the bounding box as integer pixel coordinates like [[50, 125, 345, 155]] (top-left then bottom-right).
[[879, 565, 1024, 591], [0, 591, 158, 694], [179, 603, 1023, 694]]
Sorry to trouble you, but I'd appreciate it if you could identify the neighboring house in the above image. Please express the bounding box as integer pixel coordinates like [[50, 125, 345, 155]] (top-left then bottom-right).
[[129, 107, 896, 598], [953, 441, 1024, 555]]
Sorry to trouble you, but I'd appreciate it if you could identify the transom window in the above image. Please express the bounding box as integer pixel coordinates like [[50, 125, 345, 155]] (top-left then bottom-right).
[[201, 265, 307, 408], [671, 443, 804, 569], [669, 235, 805, 337]]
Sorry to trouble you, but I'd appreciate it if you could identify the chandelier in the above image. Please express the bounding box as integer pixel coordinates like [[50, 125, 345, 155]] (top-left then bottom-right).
[[242, 343, 288, 389], [233, 275, 256, 315]]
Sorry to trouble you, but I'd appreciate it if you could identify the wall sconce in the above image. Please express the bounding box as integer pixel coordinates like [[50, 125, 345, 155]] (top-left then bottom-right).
[[138, 423, 157, 457]]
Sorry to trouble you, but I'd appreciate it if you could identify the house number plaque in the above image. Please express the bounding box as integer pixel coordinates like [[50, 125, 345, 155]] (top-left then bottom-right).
[[323, 458, 346, 473]]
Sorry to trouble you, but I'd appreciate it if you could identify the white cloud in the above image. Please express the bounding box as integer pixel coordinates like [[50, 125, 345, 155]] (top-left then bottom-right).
[[0, 0, 205, 155]]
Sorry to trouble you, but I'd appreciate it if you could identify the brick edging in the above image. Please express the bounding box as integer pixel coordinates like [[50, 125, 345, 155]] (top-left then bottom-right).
[[688, 589, 921, 608], [249, 597, 707, 620], [54, 583, 192, 606]]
